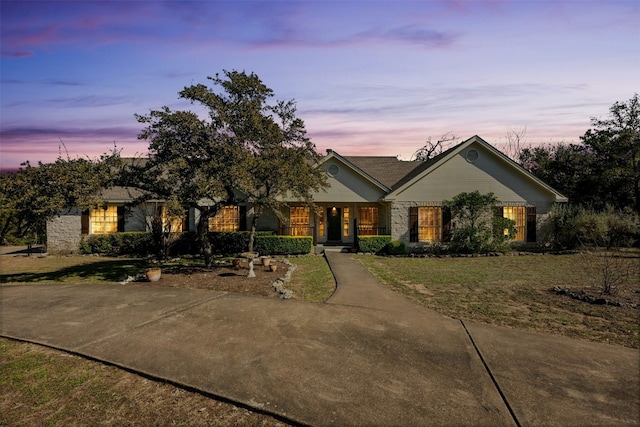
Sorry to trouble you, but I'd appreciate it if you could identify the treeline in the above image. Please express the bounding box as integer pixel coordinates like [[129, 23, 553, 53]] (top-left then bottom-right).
[[519, 94, 639, 213], [518, 94, 639, 248]]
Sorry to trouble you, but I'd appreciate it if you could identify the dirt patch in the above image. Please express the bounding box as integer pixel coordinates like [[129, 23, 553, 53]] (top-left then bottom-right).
[[139, 259, 288, 298]]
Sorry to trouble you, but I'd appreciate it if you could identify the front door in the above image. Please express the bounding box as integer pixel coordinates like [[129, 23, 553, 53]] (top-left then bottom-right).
[[327, 207, 342, 241]]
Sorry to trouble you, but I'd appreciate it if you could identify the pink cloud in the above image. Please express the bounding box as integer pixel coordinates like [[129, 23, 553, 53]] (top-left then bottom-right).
[[1, 50, 32, 58]]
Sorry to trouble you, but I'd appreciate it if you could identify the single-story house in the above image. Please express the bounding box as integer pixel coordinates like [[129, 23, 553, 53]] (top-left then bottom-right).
[[47, 135, 568, 253]]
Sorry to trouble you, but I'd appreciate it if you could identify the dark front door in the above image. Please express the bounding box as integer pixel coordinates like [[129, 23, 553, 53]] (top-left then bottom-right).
[[327, 207, 341, 241]]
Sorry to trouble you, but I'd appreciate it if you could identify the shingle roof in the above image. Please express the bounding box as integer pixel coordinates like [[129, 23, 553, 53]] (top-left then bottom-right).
[[100, 186, 147, 201], [343, 156, 422, 189], [386, 143, 461, 190]]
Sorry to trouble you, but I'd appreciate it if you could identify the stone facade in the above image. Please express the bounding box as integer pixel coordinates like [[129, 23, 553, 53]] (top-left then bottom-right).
[[390, 201, 443, 247], [392, 200, 556, 249], [46, 208, 82, 254]]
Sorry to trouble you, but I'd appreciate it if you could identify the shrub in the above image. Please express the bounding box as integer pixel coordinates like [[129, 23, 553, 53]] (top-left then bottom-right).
[[544, 204, 639, 249], [358, 235, 392, 253], [444, 191, 515, 254], [208, 232, 250, 255], [384, 240, 406, 255], [79, 232, 152, 255], [490, 216, 517, 253], [605, 208, 639, 248], [255, 235, 312, 255]]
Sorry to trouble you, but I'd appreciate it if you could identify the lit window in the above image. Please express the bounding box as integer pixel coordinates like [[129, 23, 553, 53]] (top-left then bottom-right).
[[503, 206, 526, 241], [318, 209, 325, 237], [91, 205, 119, 234], [209, 206, 239, 232], [343, 207, 350, 237], [418, 207, 442, 242], [358, 207, 378, 235], [290, 206, 311, 236], [162, 208, 183, 233]]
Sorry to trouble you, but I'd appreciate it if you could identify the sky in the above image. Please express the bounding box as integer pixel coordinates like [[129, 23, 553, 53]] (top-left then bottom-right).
[[1, 0, 639, 171]]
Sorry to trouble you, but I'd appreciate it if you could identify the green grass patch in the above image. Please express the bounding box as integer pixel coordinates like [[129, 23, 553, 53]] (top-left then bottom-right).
[[287, 255, 336, 302]]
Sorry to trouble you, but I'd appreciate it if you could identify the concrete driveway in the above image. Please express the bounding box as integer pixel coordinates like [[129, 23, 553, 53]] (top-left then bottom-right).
[[1, 252, 638, 426]]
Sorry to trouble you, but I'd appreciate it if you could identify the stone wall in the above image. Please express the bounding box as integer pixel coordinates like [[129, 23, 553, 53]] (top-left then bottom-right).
[[46, 209, 82, 254], [390, 201, 416, 246]]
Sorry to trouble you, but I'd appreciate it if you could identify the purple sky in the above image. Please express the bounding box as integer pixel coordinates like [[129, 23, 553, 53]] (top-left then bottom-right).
[[1, 1, 638, 170]]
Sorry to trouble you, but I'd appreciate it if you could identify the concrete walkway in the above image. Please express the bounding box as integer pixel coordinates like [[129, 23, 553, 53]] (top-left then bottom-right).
[[2, 252, 638, 426]]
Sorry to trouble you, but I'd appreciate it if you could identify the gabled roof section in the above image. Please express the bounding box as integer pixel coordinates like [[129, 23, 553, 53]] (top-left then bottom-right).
[[385, 135, 569, 202], [316, 150, 397, 192], [344, 155, 422, 189]]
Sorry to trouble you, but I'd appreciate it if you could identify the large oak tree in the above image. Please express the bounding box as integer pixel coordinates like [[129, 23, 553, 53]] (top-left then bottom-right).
[[131, 70, 326, 266], [0, 152, 120, 244]]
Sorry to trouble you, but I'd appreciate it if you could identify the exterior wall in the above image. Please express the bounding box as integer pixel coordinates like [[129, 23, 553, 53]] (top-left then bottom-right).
[[391, 201, 423, 246], [310, 158, 387, 203], [248, 205, 279, 232], [46, 208, 82, 254], [392, 142, 556, 205], [392, 200, 558, 247], [125, 205, 148, 232], [388, 142, 563, 247]]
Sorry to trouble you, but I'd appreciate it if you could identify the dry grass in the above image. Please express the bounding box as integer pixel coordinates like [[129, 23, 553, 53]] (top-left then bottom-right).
[[356, 251, 640, 349], [0, 254, 148, 285], [0, 338, 289, 427]]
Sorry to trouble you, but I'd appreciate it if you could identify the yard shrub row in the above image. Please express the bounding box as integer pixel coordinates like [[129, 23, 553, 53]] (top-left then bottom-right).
[[544, 205, 639, 249], [80, 231, 313, 256], [80, 232, 153, 255], [254, 235, 313, 255]]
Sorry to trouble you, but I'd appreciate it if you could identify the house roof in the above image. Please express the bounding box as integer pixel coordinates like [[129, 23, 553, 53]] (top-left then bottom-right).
[[343, 156, 422, 189], [111, 137, 568, 204], [100, 186, 149, 202]]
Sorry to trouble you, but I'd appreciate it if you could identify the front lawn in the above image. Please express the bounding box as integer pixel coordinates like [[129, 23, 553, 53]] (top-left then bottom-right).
[[0, 253, 336, 303], [0, 255, 149, 285], [356, 252, 640, 349]]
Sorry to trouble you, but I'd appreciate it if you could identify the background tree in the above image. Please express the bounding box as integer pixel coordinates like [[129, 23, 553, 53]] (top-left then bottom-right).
[[131, 70, 326, 266], [519, 94, 639, 211], [580, 93, 639, 211], [500, 126, 527, 161], [411, 133, 459, 161], [0, 152, 120, 245]]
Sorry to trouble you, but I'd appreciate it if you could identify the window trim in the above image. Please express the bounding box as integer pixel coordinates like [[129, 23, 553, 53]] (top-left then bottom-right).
[[88, 205, 124, 234], [358, 206, 378, 236], [502, 206, 526, 242], [410, 206, 444, 243], [289, 206, 311, 236], [209, 205, 241, 232]]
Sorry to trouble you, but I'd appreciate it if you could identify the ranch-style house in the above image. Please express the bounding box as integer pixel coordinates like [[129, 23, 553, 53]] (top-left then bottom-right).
[[47, 135, 568, 253]]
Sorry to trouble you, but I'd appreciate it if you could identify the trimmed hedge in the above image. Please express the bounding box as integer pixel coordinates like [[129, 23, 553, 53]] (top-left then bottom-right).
[[357, 235, 392, 253], [255, 235, 313, 255], [80, 231, 311, 256], [80, 232, 152, 255]]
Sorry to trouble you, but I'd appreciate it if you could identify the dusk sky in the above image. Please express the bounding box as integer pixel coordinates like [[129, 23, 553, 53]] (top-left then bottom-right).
[[1, 0, 638, 171]]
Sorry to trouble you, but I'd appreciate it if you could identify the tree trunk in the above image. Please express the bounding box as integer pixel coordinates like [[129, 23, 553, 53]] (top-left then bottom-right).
[[247, 204, 262, 253], [197, 208, 214, 268]]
